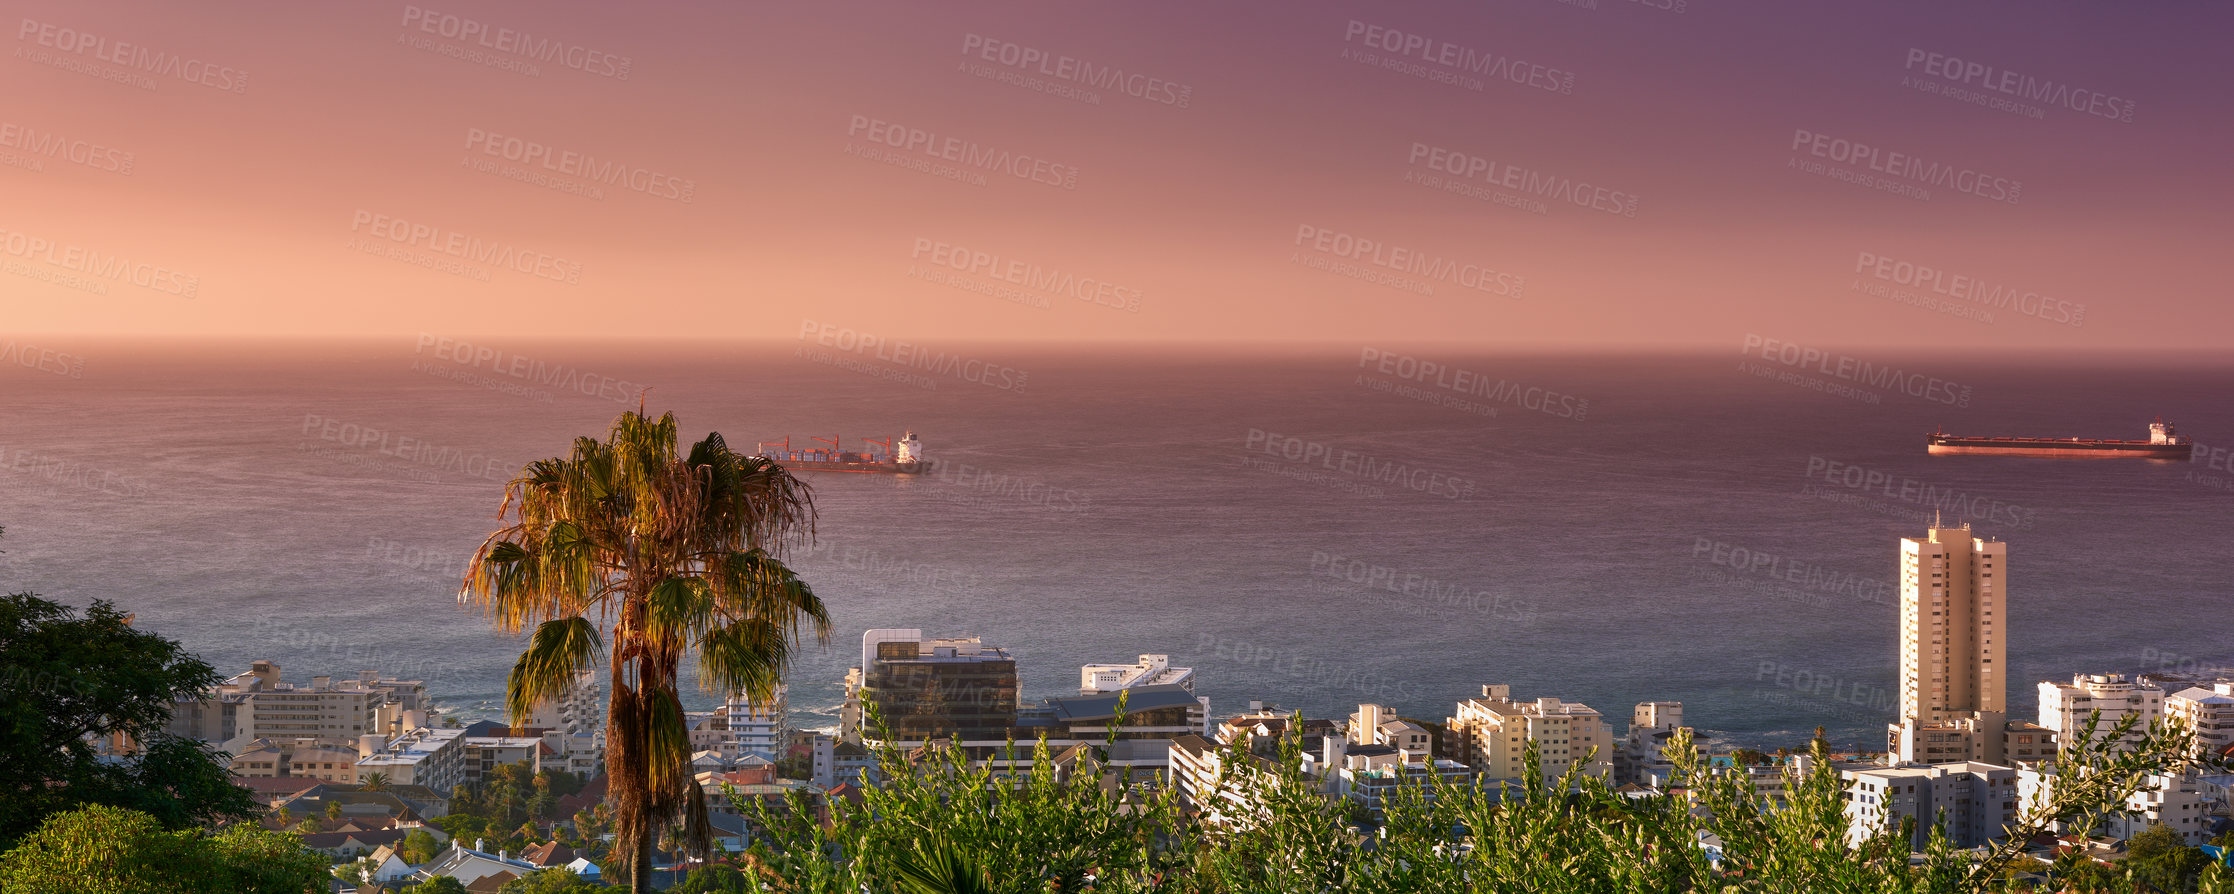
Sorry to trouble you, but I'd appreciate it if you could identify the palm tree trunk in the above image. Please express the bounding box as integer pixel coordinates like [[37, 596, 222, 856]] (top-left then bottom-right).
[[633, 831, 652, 893]]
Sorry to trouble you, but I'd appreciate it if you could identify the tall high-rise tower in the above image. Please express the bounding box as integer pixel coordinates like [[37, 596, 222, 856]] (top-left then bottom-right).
[[1887, 522, 2040, 765], [1898, 523, 2006, 724]]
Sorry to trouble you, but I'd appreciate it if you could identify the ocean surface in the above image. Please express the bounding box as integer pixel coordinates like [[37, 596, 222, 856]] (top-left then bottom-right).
[[4, 340, 2231, 751]]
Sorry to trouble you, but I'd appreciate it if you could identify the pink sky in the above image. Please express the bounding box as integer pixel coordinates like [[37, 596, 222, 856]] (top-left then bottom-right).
[[2, 0, 2227, 350]]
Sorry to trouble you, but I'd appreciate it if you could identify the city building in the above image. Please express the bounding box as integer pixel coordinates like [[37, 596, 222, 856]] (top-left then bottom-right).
[[724, 684, 786, 762], [1615, 701, 1705, 787], [167, 662, 429, 756], [523, 668, 603, 773], [811, 734, 876, 789], [2037, 673, 2164, 751], [2165, 682, 2234, 764], [1012, 683, 1211, 774], [1348, 703, 1431, 754], [842, 629, 1019, 753], [1445, 685, 1614, 785], [1887, 524, 2037, 765], [1844, 761, 2020, 850], [459, 735, 546, 784], [1080, 654, 1195, 695], [1169, 733, 1292, 826], [356, 727, 468, 793], [2020, 767, 2220, 846], [1322, 704, 1469, 818], [1319, 734, 1471, 819]]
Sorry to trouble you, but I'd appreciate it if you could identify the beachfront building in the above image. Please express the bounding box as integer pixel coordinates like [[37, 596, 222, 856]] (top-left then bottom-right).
[[1615, 701, 1703, 787], [2020, 767, 2220, 846], [523, 669, 603, 774], [168, 661, 428, 754], [1319, 733, 1471, 819], [841, 629, 1019, 754], [2166, 682, 2234, 764], [1885, 524, 2055, 766], [1348, 703, 1432, 754], [1445, 685, 1614, 784], [1080, 654, 1195, 695], [357, 727, 469, 793], [724, 684, 786, 762], [2037, 673, 2164, 751]]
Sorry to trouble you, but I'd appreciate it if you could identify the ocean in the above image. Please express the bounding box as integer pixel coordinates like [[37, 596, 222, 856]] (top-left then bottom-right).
[[4, 339, 2230, 750]]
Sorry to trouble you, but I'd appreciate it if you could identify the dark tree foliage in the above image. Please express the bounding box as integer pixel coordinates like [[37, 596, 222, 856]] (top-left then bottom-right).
[[0, 592, 260, 848]]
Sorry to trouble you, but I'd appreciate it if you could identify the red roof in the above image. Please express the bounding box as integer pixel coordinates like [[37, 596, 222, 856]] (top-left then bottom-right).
[[554, 773, 608, 815]]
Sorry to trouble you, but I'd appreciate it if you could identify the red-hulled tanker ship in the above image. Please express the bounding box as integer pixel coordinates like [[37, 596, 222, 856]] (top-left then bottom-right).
[[1925, 418, 2191, 459]]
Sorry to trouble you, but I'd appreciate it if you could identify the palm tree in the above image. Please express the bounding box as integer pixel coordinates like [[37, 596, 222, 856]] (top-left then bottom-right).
[[360, 772, 390, 792], [461, 410, 828, 894]]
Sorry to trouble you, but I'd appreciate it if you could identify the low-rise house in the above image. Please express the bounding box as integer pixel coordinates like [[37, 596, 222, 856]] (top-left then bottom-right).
[[413, 840, 540, 890]]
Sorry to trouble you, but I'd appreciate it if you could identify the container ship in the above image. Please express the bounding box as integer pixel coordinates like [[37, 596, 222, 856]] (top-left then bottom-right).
[[1925, 418, 2192, 459], [755, 432, 930, 474]]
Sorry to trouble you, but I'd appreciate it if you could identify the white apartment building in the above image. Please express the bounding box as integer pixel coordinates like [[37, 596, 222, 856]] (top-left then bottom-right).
[[1348, 703, 1431, 754], [2020, 767, 2219, 846], [1318, 734, 1471, 819], [357, 727, 468, 792], [169, 662, 429, 753], [811, 733, 876, 789], [1615, 701, 1700, 787], [524, 669, 603, 774], [2037, 673, 2163, 750], [1080, 655, 1195, 695], [1845, 761, 2019, 850], [723, 684, 786, 762], [2165, 682, 2234, 764], [459, 736, 545, 784], [1445, 685, 1614, 784]]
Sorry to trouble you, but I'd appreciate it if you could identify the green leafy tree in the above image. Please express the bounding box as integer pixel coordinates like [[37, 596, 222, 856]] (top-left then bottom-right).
[[0, 803, 326, 893], [460, 410, 828, 894], [400, 828, 441, 864], [2126, 822, 2213, 893], [415, 877, 470, 894], [0, 593, 260, 848], [667, 865, 755, 894], [733, 705, 2234, 893], [495, 868, 604, 894]]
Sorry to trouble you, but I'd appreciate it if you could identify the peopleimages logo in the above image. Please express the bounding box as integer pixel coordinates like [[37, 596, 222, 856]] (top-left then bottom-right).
[[1292, 225, 1524, 298], [1243, 428, 1476, 500], [1853, 251, 2084, 326], [845, 115, 1079, 190], [347, 210, 581, 284], [0, 226, 198, 297], [463, 128, 695, 202], [412, 334, 640, 404], [1406, 142, 1639, 218], [1356, 347, 1587, 420], [399, 5, 632, 79], [1341, 20, 1575, 95], [16, 18, 249, 93], [1789, 128, 2022, 204], [1739, 335, 1971, 407], [1903, 49, 2135, 123], [959, 34, 1192, 108]]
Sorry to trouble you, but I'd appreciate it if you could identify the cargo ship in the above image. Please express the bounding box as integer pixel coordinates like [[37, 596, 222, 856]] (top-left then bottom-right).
[[755, 432, 930, 474], [1925, 418, 2192, 459]]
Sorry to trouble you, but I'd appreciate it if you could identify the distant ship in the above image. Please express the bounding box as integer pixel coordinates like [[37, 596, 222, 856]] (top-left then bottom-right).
[[755, 431, 931, 474], [1925, 418, 2192, 459]]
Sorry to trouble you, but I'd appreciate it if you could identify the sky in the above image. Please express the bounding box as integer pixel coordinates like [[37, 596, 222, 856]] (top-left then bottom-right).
[[2, 0, 2228, 351]]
